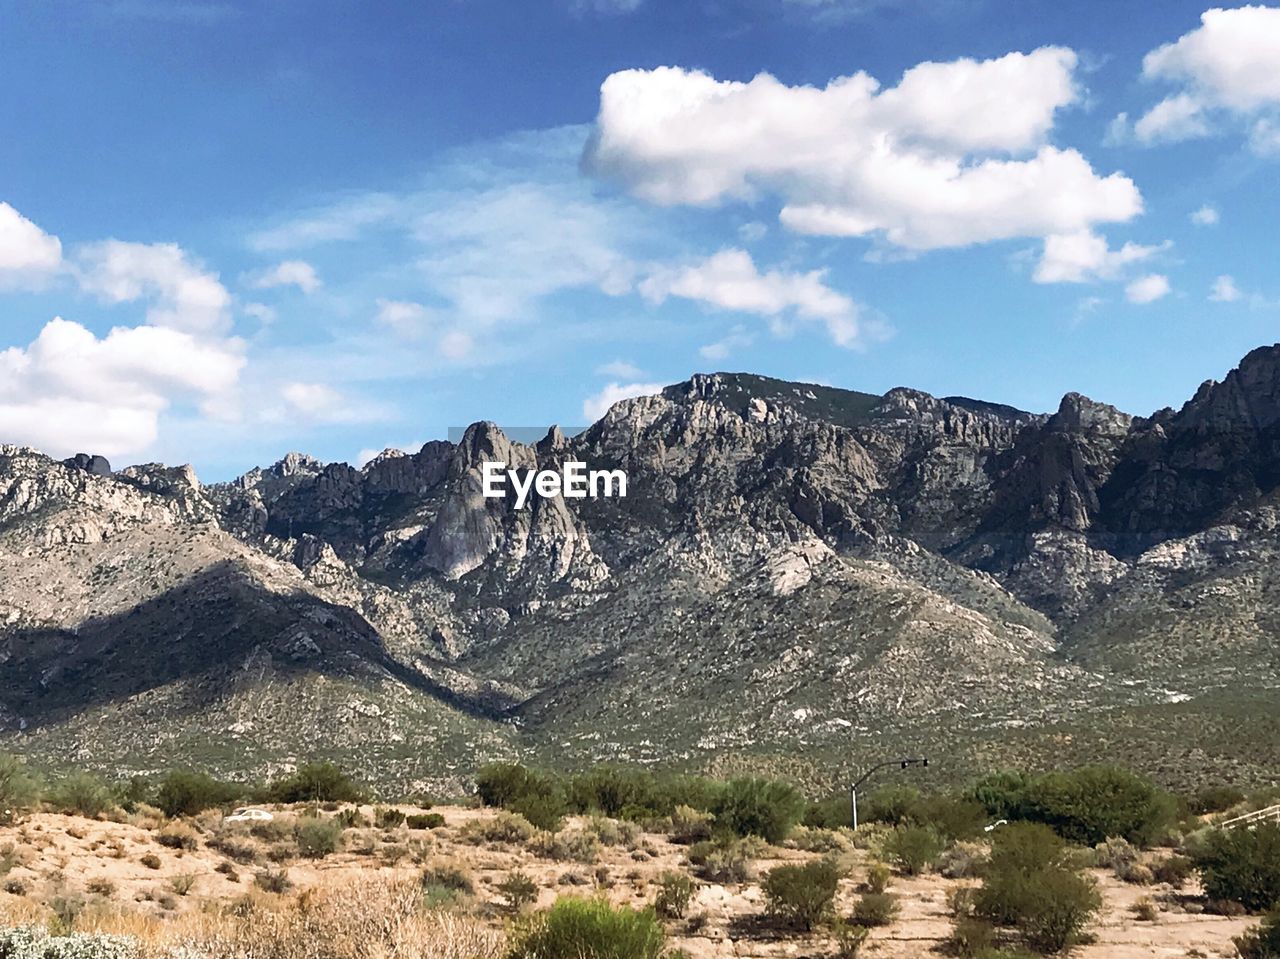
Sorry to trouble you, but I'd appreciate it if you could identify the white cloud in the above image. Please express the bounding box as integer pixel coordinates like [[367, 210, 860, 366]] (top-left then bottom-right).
[[250, 259, 321, 294], [1034, 231, 1166, 284], [1190, 204, 1220, 226], [1250, 117, 1280, 155], [76, 240, 232, 334], [0, 202, 63, 288], [582, 380, 667, 420], [280, 381, 343, 416], [700, 324, 755, 361], [596, 359, 645, 379], [249, 193, 401, 251], [439, 330, 473, 360], [586, 51, 1142, 251], [0, 317, 245, 458], [1135, 6, 1280, 149], [243, 302, 277, 325], [639, 249, 864, 346], [1210, 274, 1242, 302], [375, 298, 433, 339], [1125, 273, 1171, 304], [738, 221, 768, 243]]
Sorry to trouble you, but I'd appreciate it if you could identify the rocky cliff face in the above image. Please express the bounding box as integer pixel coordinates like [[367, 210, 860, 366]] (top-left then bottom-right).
[[4, 349, 1280, 789]]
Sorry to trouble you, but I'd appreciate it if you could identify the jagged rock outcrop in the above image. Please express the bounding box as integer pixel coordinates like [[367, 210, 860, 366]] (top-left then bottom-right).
[[4, 347, 1280, 790]]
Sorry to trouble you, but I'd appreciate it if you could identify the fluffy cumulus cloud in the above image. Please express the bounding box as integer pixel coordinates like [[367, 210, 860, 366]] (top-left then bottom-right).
[[1034, 231, 1167, 284], [582, 380, 668, 420], [1125, 273, 1171, 304], [0, 202, 63, 288], [76, 240, 232, 334], [0, 317, 244, 457], [1134, 6, 1280, 149], [250, 259, 322, 293], [0, 219, 246, 459], [1190, 204, 1220, 226], [585, 50, 1142, 251], [639, 249, 864, 346]]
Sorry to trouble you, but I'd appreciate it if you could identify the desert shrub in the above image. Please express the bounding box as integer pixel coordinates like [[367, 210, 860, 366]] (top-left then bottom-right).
[[0, 927, 138, 959], [884, 825, 943, 876], [946, 917, 997, 957], [254, 868, 292, 893], [156, 822, 199, 850], [1117, 861, 1154, 885], [509, 897, 665, 959], [861, 785, 921, 827], [939, 841, 986, 879], [832, 920, 869, 957], [654, 871, 695, 920], [375, 806, 406, 829], [499, 871, 540, 911], [762, 858, 842, 931], [971, 766, 1173, 847], [336, 807, 369, 828], [0, 755, 42, 825], [686, 837, 755, 883], [1190, 822, 1280, 913], [268, 762, 362, 804], [155, 771, 239, 818], [789, 824, 851, 854], [1091, 836, 1138, 872], [507, 793, 566, 832], [532, 829, 601, 864], [1150, 854, 1193, 888], [86, 877, 116, 897], [1131, 896, 1159, 922], [669, 805, 714, 844], [1018, 868, 1102, 954], [587, 815, 639, 847], [984, 823, 1067, 877], [407, 812, 446, 830], [463, 811, 536, 844], [168, 873, 197, 896], [139, 853, 161, 870], [49, 772, 114, 818], [712, 777, 805, 843], [806, 794, 850, 830], [864, 861, 892, 894], [1191, 785, 1246, 815], [295, 817, 343, 858], [422, 861, 475, 895], [1235, 907, 1280, 959], [567, 767, 652, 816], [851, 891, 899, 927]]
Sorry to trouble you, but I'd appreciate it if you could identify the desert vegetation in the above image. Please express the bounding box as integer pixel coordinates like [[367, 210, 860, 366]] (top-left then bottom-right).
[[0, 755, 1276, 958]]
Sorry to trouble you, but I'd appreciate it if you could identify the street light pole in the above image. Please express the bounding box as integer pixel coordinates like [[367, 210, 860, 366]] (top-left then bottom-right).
[[849, 757, 929, 831]]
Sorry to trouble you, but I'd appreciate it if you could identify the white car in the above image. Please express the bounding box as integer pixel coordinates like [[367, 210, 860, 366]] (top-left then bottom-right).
[[225, 807, 274, 823]]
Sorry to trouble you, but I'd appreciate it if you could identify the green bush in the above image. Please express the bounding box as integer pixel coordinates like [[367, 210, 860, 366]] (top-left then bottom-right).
[[512, 793, 568, 832], [761, 859, 842, 931], [1150, 854, 1193, 888], [0, 755, 42, 824], [508, 897, 666, 959], [294, 817, 343, 858], [1191, 823, 1280, 913], [464, 811, 536, 844], [654, 871, 695, 920], [946, 917, 997, 958], [712, 778, 805, 843], [864, 861, 891, 894], [851, 891, 898, 927], [0, 927, 138, 959], [970, 767, 1173, 847], [374, 806, 406, 829], [1019, 868, 1102, 954], [407, 813, 446, 830], [884, 826, 943, 876], [268, 763, 361, 804], [669, 805, 714, 844], [1235, 907, 1280, 959], [1191, 785, 1246, 815], [155, 771, 240, 818], [49, 772, 114, 818], [832, 920, 869, 958], [567, 768, 650, 817], [499, 871, 540, 912], [686, 837, 759, 883]]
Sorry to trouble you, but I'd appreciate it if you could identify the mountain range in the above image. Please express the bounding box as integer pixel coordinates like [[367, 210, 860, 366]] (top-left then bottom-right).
[[4, 346, 1280, 796]]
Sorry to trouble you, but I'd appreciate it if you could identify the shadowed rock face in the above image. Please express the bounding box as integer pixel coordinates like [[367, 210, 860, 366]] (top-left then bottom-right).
[[4, 348, 1280, 785]]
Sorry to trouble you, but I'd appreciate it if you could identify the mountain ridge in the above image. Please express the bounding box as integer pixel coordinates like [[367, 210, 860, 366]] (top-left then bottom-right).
[[4, 347, 1280, 793]]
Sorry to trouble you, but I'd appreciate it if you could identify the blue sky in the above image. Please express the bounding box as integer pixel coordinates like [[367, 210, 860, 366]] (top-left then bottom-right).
[[1, 0, 1279, 479]]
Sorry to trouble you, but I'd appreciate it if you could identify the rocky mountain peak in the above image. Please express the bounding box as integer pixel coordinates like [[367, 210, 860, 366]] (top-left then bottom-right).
[[1049, 393, 1133, 435], [62, 453, 112, 476]]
